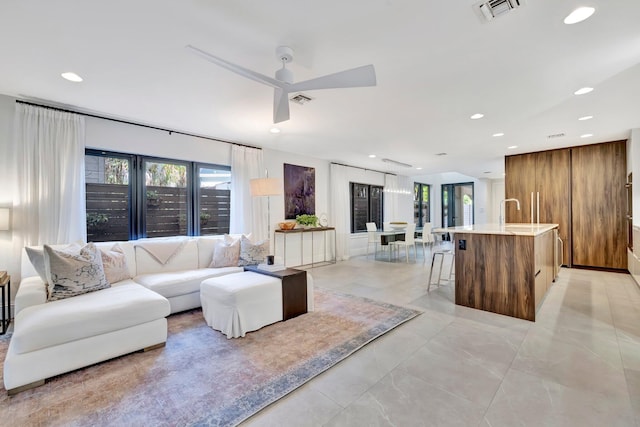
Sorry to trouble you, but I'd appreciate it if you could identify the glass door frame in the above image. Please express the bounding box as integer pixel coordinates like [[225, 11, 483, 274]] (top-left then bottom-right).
[[441, 182, 474, 228]]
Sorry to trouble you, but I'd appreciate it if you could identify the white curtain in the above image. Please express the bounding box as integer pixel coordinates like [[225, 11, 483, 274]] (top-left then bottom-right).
[[12, 104, 86, 257], [384, 174, 413, 222], [330, 163, 351, 261], [230, 145, 266, 239]]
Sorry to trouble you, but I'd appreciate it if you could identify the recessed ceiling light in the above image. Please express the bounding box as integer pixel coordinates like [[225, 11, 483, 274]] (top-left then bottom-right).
[[574, 87, 593, 95], [470, 113, 484, 120], [507, 145, 518, 149], [416, 167, 423, 170], [436, 153, 447, 156], [61, 72, 83, 82], [269, 127, 281, 134], [578, 115, 593, 121], [564, 7, 595, 25], [369, 154, 376, 158], [580, 133, 593, 138], [493, 132, 505, 137], [483, 171, 491, 174]]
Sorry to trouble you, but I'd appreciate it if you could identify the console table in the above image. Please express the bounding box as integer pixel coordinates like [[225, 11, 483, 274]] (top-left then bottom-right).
[[243, 265, 307, 320], [274, 227, 336, 268]]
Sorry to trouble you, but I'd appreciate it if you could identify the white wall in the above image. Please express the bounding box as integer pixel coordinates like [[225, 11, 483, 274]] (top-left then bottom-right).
[[86, 116, 232, 165], [414, 172, 494, 227]]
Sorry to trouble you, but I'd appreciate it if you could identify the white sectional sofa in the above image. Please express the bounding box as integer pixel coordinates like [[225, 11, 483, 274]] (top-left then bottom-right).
[[4, 235, 288, 394]]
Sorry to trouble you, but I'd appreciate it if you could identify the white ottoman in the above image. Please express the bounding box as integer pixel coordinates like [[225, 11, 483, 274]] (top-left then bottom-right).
[[200, 272, 283, 338]]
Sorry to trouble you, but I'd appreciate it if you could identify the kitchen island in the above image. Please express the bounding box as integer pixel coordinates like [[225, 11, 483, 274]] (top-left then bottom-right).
[[443, 223, 558, 321]]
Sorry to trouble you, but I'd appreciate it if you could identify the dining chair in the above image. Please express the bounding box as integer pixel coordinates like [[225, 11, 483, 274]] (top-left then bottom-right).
[[389, 223, 417, 262], [366, 222, 378, 258], [415, 222, 435, 262]]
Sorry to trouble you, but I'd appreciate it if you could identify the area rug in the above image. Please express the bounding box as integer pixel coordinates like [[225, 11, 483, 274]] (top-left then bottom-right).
[[0, 288, 421, 426]]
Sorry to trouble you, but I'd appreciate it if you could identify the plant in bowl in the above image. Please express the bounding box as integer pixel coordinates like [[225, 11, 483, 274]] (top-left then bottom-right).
[[296, 214, 318, 228]]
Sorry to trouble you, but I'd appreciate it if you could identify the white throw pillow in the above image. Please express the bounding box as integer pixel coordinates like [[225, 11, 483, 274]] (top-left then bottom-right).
[[44, 242, 110, 301], [238, 235, 269, 266], [209, 239, 241, 268], [100, 243, 131, 284]]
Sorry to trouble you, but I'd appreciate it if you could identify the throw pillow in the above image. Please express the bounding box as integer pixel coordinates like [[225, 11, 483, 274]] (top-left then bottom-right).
[[44, 242, 110, 301], [26, 242, 82, 295], [25, 246, 48, 282], [100, 243, 131, 284], [238, 235, 269, 266], [223, 233, 253, 245], [209, 239, 241, 268]]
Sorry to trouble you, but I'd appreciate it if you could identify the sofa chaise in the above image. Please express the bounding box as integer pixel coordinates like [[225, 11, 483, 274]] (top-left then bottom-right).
[[4, 235, 313, 394]]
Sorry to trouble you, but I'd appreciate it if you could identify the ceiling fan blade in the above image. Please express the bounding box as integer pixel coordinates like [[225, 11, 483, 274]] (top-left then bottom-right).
[[186, 45, 283, 89], [288, 64, 376, 92], [273, 88, 290, 123]]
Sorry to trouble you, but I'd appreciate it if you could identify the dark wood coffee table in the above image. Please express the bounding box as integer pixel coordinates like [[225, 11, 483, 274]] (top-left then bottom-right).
[[243, 265, 307, 320]]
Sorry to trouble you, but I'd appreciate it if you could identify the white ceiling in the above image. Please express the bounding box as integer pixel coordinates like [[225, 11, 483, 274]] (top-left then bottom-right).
[[1, 0, 639, 179]]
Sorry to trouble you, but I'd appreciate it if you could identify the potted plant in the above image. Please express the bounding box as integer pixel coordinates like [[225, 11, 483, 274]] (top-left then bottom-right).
[[200, 212, 211, 226], [296, 214, 318, 228], [86, 212, 109, 231], [146, 190, 161, 207]]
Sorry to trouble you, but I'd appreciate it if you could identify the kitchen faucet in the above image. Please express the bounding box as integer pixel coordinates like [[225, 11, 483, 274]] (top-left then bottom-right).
[[499, 198, 520, 226]]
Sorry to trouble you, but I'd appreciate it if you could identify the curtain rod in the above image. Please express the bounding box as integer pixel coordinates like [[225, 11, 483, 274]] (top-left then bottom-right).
[[330, 162, 396, 176], [15, 100, 261, 150]]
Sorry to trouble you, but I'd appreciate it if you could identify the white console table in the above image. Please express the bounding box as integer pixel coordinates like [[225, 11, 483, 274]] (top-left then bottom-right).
[[274, 227, 337, 268]]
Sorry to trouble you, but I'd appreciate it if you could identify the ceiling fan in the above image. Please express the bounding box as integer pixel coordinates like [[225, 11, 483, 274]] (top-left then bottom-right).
[[186, 45, 377, 123]]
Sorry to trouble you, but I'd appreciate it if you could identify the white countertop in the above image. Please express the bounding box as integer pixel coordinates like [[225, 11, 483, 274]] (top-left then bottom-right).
[[435, 223, 558, 237]]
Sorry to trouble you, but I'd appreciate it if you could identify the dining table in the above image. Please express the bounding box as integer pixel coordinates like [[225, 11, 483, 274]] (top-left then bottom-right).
[[374, 227, 423, 261]]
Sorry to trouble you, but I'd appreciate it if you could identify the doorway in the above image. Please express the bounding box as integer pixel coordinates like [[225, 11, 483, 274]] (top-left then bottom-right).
[[441, 183, 474, 228]]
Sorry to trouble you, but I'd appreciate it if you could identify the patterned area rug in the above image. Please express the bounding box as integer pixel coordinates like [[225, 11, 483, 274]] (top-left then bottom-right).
[[0, 288, 420, 426]]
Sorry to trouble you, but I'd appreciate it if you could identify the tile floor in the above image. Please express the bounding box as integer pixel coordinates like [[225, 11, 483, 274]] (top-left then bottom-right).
[[243, 249, 640, 427]]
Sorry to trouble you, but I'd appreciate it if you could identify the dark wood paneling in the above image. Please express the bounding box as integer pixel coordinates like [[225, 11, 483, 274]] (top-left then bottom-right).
[[535, 149, 571, 266], [505, 153, 536, 223], [455, 232, 536, 321], [571, 141, 627, 269]]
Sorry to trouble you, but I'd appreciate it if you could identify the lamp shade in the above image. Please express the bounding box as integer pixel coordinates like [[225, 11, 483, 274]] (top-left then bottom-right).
[[250, 178, 282, 197], [0, 208, 10, 231]]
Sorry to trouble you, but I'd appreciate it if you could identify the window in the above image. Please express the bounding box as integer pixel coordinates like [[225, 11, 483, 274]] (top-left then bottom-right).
[[85, 150, 230, 241], [350, 183, 384, 233], [413, 183, 430, 227]]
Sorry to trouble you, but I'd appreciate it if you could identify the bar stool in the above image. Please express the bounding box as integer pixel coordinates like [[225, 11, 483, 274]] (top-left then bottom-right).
[[427, 249, 455, 291]]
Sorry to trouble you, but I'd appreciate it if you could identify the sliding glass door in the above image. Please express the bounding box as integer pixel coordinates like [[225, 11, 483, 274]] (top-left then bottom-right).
[[441, 183, 474, 227]]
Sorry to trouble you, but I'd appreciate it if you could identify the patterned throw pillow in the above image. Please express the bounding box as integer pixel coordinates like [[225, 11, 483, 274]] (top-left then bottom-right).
[[100, 243, 131, 284], [44, 242, 110, 301], [238, 235, 269, 266], [26, 242, 82, 295], [209, 239, 241, 268]]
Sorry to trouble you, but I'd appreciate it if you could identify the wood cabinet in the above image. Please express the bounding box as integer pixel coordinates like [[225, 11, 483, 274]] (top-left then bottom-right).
[[454, 227, 556, 321], [571, 141, 627, 269], [505, 149, 571, 266], [505, 141, 627, 270]]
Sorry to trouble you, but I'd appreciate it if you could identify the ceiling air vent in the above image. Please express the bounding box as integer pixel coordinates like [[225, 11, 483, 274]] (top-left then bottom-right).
[[290, 93, 313, 105], [475, 0, 524, 22], [547, 133, 565, 139]]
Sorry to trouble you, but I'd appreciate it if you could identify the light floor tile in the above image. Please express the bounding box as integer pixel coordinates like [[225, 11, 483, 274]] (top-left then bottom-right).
[[239, 256, 640, 426]]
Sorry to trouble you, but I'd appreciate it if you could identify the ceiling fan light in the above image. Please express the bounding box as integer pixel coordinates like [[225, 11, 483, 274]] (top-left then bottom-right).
[[275, 67, 293, 84]]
